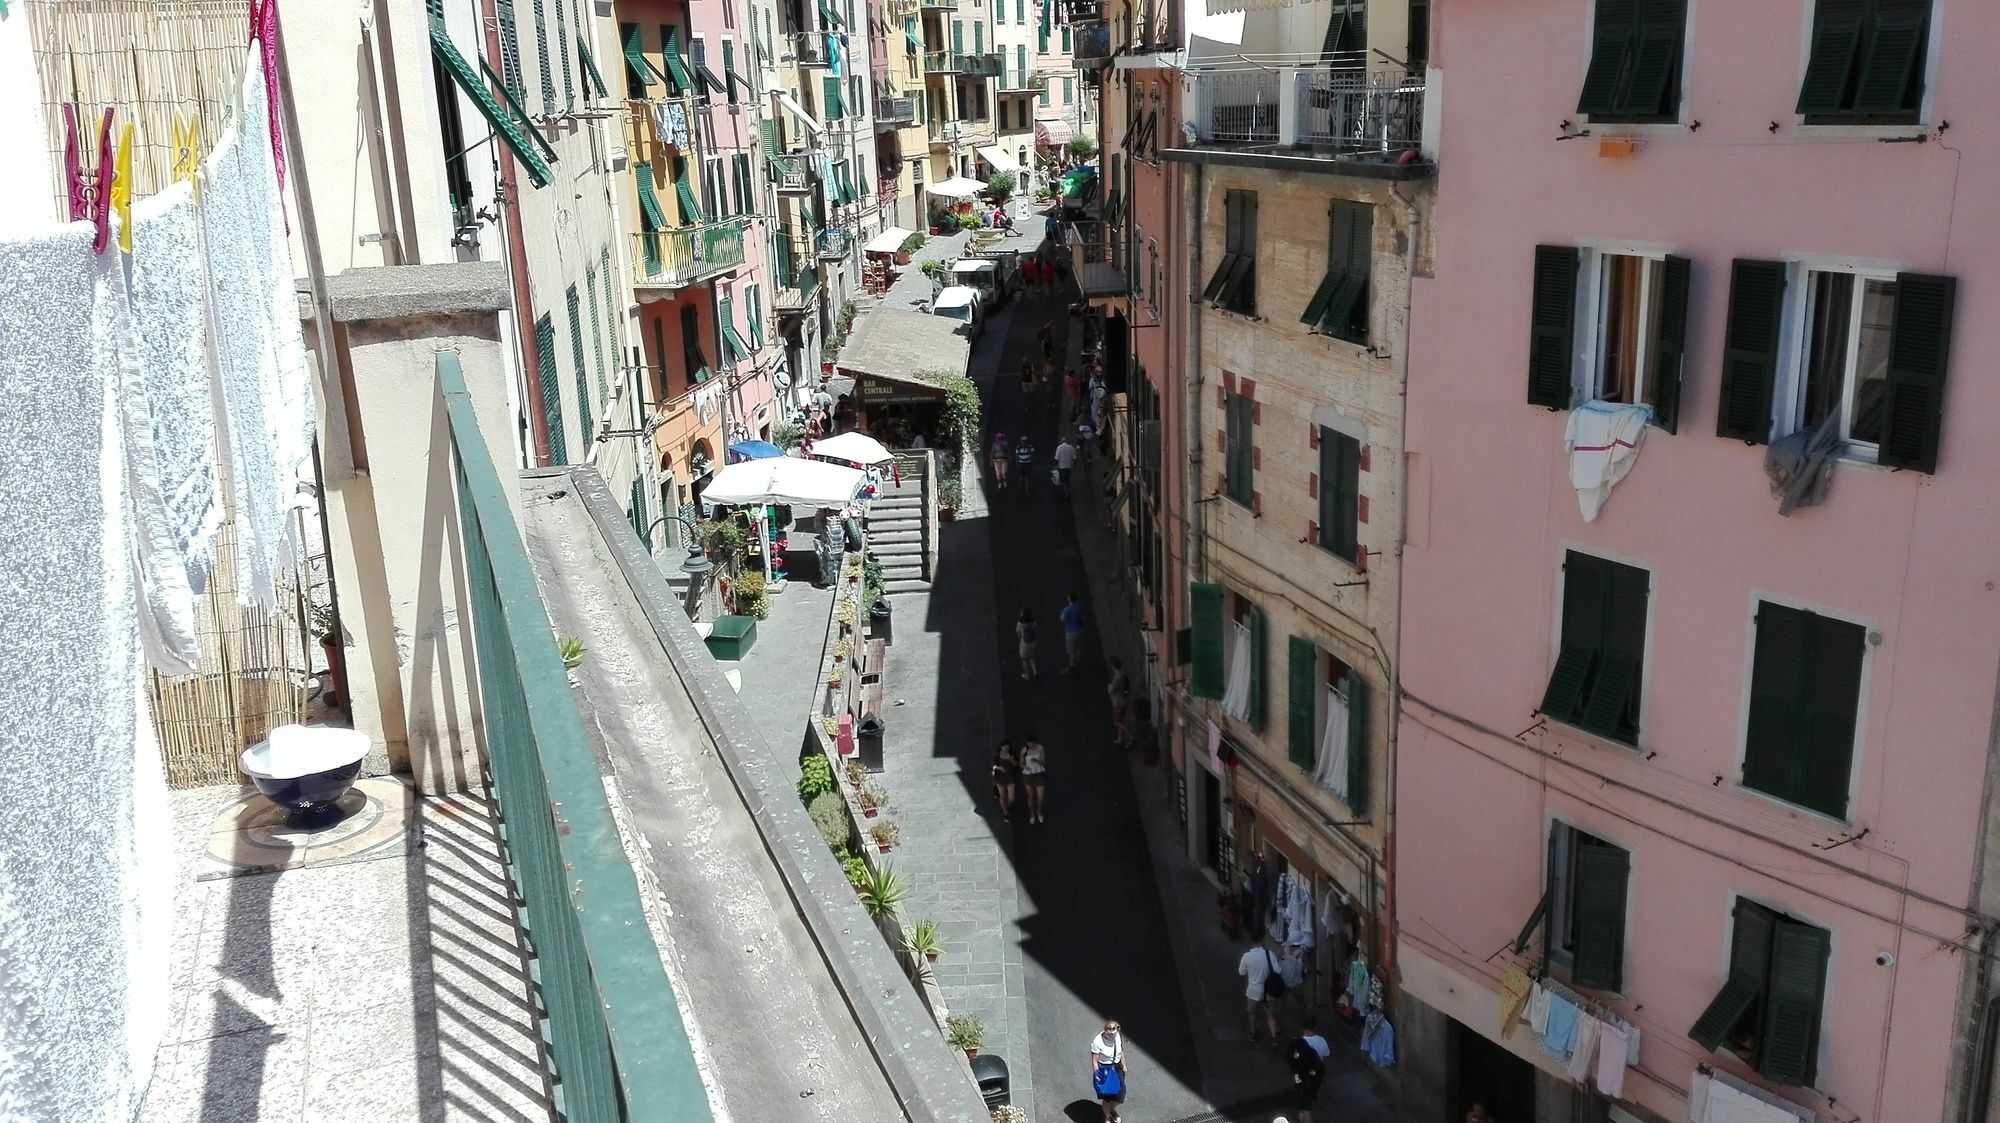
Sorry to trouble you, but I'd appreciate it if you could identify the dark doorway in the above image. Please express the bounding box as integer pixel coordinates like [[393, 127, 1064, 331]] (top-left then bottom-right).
[[1200, 766, 1221, 873], [1452, 1016, 1535, 1123]]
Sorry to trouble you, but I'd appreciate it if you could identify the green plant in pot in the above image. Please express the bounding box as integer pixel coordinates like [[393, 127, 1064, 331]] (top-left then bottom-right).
[[984, 171, 1015, 199], [856, 863, 909, 920], [798, 754, 835, 803], [946, 1013, 984, 1059], [868, 819, 900, 854], [906, 918, 943, 963], [937, 475, 963, 520], [857, 782, 885, 818]]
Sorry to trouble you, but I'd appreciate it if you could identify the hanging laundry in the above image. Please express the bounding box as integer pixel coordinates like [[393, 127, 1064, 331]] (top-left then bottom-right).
[[652, 100, 691, 148], [1344, 954, 1370, 1010], [1539, 992, 1579, 1060], [1564, 400, 1650, 521], [201, 53, 317, 611], [1525, 980, 1552, 1036], [1359, 1010, 1396, 1067], [1498, 966, 1532, 1039], [1314, 684, 1350, 796], [1564, 1013, 1599, 1082], [1594, 1019, 1629, 1098]]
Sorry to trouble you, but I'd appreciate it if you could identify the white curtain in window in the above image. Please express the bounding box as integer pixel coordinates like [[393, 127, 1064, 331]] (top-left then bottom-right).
[[1221, 621, 1252, 721], [1314, 685, 1349, 799]]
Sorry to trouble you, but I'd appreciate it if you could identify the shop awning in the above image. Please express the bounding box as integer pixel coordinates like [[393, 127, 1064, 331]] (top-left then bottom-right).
[[725, 440, 786, 463], [773, 91, 824, 136], [703, 457, 866, 508], [976, 145, 1019, 174], [812, 432, 896, 465], [864, 226, 914, 254], [926, 176, 987, 198], [1034, 116, 1074, 147]]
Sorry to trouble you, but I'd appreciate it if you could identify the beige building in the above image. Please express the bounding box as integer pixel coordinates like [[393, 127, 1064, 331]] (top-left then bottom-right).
[[876, 0, 930, 229]]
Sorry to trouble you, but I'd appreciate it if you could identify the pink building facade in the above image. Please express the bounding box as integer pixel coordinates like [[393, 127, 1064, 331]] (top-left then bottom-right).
[[1395, 2, 2000, 1122]]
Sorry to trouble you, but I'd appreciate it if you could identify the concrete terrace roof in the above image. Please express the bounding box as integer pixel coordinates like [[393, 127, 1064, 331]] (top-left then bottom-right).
[[835, 306, 971, 386]]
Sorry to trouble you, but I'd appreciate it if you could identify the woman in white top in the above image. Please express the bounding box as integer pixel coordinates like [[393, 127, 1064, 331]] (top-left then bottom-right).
[[1018, 736, 1047, 823], [1088, 1020, 1126, 1122]]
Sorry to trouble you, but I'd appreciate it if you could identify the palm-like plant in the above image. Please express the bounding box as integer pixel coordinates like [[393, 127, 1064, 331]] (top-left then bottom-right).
[[856, 863, 909, 921]]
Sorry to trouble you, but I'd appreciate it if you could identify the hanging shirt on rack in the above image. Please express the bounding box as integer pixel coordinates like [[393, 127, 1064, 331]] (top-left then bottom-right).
[[1594, 1019, 1629, 1098], [1525, 981, 1552, 1036], [1344, 955, 1370, 1010]]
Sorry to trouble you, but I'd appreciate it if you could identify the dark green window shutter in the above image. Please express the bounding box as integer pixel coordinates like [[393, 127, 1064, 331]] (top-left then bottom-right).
[[674, 157, 703, 223], [1321, 430, 1360, 563], [761, 118, 778, 157], [1760, 921, 1831, 1086], [661, 25, 695, 93], [747, 285, 764, 349], [1715, 259, 1786, 444], [1540, 552, 1606, 723], [1743, 603, 1811, 803], [578, 32, 610, 100], [630, 475, 650, 542], [428, 0, 554, 187], [1649, 254, 1691, 433], [1245, 606, 1267, 731], [1625, 0, 1685, 116], [585, 268, 606, 398], [1796, 0, 1869, 115], [497, 0, 526, 105], [532, 0, 556, 111], [1225, 393, 1253, 505], [1690, 899, 1776, 1049], [1286, 637, 1317, 768], [1190, 583, 1225, 699], [1744, 604, 1863, 818], [1576, 0, 1638, 115], [567, 285, 591, 447], [534, 313, 568, 464], [1528, 245, 1578, 409], [1344, 673, 1368, 811], [634, 163, 668, 229], [1877, 271, 1954, 473], [621, 22, 653, 95], [1304, 200, 1368, 341], [953, 20, 964, 54], [974, 20, 983, 54], [1852, 0, 1928, 114], [554, 0, 573, 110], [1580, 560, 1647, 743], [824, 76, 844, 119], [1569, 840, 1629, 991]]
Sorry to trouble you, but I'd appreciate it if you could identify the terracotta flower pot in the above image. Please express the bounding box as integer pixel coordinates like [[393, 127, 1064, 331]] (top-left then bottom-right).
[[963, 1047, 978, 1062], [925, 951, 939, 963], [863, 806, 878, 818], [877, 841, 891, 854]]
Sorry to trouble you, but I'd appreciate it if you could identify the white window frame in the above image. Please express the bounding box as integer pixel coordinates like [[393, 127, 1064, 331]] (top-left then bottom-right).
[[1568, 242, 1672, 411], [703, 154, 726, 219], [1773, 258, 1900, 464], [1730, 590, 1874, 826]]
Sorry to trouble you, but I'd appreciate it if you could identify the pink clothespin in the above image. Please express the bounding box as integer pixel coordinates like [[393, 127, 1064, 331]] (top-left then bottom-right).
[[63, 104, 114, 254], [248, 0, 288, 212]]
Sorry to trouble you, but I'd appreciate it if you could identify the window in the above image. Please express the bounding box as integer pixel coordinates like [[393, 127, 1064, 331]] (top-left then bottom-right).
[[1797, 0, 1930, 122], [672, 155, 702, 224], [1544, 824, 1629, 992], [533, 0, 556, 111], [1302, 199, 1371, 344], [566, 284, 591, 446], [1285, 640, 1369, 809], [1039, 82, 1050, 107], [1575, 0, 1686, 121], [1317, 426, 1360, 563], [1203, 190, 1256, 314], [703, 155, 725, 219], [720, 294, 751, 366], [1061, 25, 1071, 52], [1148, 239, 1161, 320], [1689, 899, 1831, 1088], [733, 153, 753, 215], [680, 304, 710, 387], [1538, 550, 1649, 746], [824, 75, 845, 119], [722, 38, 741, 104], [1525, 245, 1691, 432], [1062, 76, 1074, 104], [1408, 0, 1429, 71], [1224, 389, 1253, 507], [660, 25, 695, 95], [585, 266, 606, 399], [554, 0, 573, 110], [1716, 261, 1954, 471], [974, 20, 983, 53], [1190, 581, 1225, 699], [1220, 591, 1267, 730], [1740, 602, 1865, 819], [691, 34, 725, 100], [745, 283, 764, 349]]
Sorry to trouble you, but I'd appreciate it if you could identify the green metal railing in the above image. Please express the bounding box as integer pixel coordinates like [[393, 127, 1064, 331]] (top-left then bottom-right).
[[439, 354, 712, 1123]]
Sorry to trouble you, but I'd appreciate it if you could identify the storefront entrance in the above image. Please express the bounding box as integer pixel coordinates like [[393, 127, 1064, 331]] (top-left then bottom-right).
[[1452, 1015, 1536, 1123]]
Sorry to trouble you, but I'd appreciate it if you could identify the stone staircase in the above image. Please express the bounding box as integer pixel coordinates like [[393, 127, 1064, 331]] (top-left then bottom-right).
[[867, 470, 932, 596]]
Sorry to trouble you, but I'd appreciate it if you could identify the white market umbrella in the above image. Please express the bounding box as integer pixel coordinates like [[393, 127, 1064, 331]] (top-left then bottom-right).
[[865, 226, 915, 254], [703, 456, 867, 507], [926, 176, 988, 198], [812, 432, 895, 466]]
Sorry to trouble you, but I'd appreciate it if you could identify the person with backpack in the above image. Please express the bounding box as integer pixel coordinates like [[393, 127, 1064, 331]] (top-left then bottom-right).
[[1016, 607, 1040, 681], [1284, 1021, 1329, 1122], [990, 431, 1011, 490], [1088, 1019, 1127, 1122], [1237, 934, 1283, 1042]]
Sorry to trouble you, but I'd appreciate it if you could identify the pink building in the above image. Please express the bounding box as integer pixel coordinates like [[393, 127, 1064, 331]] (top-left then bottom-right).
[[1396, 2, 1999, 1122]]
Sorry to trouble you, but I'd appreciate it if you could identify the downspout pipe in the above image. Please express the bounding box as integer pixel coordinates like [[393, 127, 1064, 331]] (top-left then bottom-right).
[[479, 0, 551, 467], [1383, 180, 1420, 986]]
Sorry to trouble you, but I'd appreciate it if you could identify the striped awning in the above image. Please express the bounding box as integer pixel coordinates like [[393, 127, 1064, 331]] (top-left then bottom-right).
[[1034, 116, 1074, 147], [1204, 0, 1297, 12]]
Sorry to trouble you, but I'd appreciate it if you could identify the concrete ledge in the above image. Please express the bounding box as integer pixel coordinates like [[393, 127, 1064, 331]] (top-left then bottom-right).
[[563, 467, 993, 1123], [326, 262, 512, 322], [1160, 146, 1438, 180]]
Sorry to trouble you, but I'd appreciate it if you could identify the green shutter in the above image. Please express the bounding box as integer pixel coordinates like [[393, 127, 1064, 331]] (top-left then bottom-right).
[[1190, 582, 1225, 699], [1016, 0, 1024, 22], [748, 286, 764, 349], [1796, 0, 1868, 115], [1321, 431, 1359, 563], [1624, 0, 1685, 117], [532, 0, 556, 110], [1245, 606, 1267, 732], [1851, 0, 1928, 114], [630, 475, 650, 542], [818, 0, 843, 28], [1569, 841, 1628, 991], [578, 31, 610, 100], [427, 1, 554, 188], [567, 285, 591, 446], [535, 313, 568, 464], [1799, 613, 1865, 819], [1760, 921, 1831, 1086], [586, 268, 607, 398], [1714, 259, 1786, 443], [634, 162, 669, 228], [674, 157, 703, 223], [1204, 254, 1241, 303], [1306, 200, 1368, 340], [1690, 900, 1776, 1050], [974, 21, 983, 54], [497, 0, 526, 105], [1649, 254, 1691, 433], [761, 118, 778, 157], [1287, 637, 1317, 768], [555, 0, 573, 110], [1062, 24, 1071, 51], [661, 25, 695, 93], [824, 76, 844, 119], [1877, 271, 1954, 473], [953, 20, 964, 54], [1580, 561, 1647, 743], [1743, 603, 1811, 803], [1528, 245, 1578, 408], [1344, 673, 1368, 811], [1541, 552, 1605, 723], [621, 22, 654, 94]]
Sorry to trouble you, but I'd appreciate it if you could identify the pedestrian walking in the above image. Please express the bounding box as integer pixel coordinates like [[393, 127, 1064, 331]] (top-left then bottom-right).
[[1238, 935, 1282, 1042], [1061, 593, 1085, 672], [1076, 420, 1096, 462], [1107, 657, 1130, 745], [1014, 436, 1036, 496], [1284, 1024, 1328, 1123], [1016, 607, 1040, 680], [990, 431, 1010, 489], [990, 740, 1019, 819], [1021, 357, 1037, 399], [1019, 734, 1047, 822], [1039, 320, 1055, 362], [1054, 436, 1078, 496], [1088, 1020, 1127, 1123]]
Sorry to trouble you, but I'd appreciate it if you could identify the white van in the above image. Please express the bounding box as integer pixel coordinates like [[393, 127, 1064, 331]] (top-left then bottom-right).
[[931, 286, 984, 340], [949, 259, 1002, 307]]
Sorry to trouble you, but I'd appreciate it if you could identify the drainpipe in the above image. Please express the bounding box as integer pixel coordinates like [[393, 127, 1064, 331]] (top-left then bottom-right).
[[1186, 162, 1206, 586], [480, 0, 551, 467], [1382, 180, 1421, 986]]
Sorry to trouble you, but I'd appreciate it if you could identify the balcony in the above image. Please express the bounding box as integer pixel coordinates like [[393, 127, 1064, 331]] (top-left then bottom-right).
[[922, 50, 960, 73], [919, 0, 957, 9], [629, 219, 749, 293], [774, 263, 821, 312], [1183, 64, 1430, 163], [816, 227, 852, 259], [1066, 218, 1129, 300], [958, 52, 1002, 79], [874, 95, 919, 126], [768, 153, 815, 192], [997, 68, 1044, 93], [1071, 20, 1111, 63], [785, 32, 833, 67]]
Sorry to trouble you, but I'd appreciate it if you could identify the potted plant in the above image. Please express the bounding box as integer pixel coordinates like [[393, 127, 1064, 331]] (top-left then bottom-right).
[[991, 1106, 1028, 1123], [946, 1014, 983, 1061], [309, 602, 345, 706], [907, 918, 943, 963], [938, 475, 963, 521], [557, 637, 586, 685], [897, 231, 925, 265], [856, 863, 909, 920], [858, 783, 884, 818], [819, 714, 840, 740], [842, 852, 868, 892], [869, 820, 900, 854], [837, 596, 857, 633], [984, 171, 1016, 200], [844, 758, 866, 787]]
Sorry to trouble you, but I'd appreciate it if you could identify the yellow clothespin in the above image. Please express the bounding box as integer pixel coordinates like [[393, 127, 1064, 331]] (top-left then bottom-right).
[[110, 120, 133, 254], [172, 111, 202, 204]]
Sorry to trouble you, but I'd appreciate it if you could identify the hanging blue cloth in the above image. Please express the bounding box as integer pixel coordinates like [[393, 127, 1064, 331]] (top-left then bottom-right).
[[726, 440, 785, 463], [827, 32, 842, 77], [1540, 994, 1579, 1060], [1360, 1011, 1396, 1068]]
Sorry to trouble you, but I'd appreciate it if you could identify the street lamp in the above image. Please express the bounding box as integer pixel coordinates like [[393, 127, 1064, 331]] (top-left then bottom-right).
[[646, 515, 714, 576]]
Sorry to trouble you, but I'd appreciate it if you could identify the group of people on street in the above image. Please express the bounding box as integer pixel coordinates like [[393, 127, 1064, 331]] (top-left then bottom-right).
[[989, 735, 1048, 823], [1240, 934, 1335, 1122], [1013, 594, 1087, 681]]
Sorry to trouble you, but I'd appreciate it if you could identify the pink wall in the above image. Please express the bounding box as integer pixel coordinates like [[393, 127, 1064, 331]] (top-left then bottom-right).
[[1400, 1, 2000, 1118]]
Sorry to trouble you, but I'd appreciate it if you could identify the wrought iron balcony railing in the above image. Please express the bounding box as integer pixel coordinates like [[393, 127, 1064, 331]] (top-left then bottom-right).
[[874, 95, 919, 125], [767, 153, 814, 191], [629, 220, 749, 289], [922, 50, 960, 73], [816, 227, 852, 259]]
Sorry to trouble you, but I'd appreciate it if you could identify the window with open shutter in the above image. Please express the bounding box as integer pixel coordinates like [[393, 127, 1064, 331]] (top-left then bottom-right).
[[1690, 899, 1829, 1088], [1345, 673, 1368, 811], [673, 156, 703, 224], [1287, 637, 1317, 768], [621, 23, 654, 95], [1190, 582, 1225, 699], [1742, 602, 1864, 819], [1538, 551, 1647, 746], [1648, 254, 1691, 432], [428, 0, 554, 188], [577, 19, 610, 100], [1318, 427, 1360, 563], [567, 285, 591, 447], [1798, 0, 1930, 121], [534, 313, 568, 464], [1204, 191, 1257, 314], [660, 25, 695, 94], [1302, 199, 1370, 343], [1690, 900, 1777, 1051], [1715, 259, 1786, 443], [554, 0, 573, 110], [497, 0, 526, 105], [1877, 272, 1954, 473], [532, 0, 556, 111], [1576, 0, 1685, 121], [1528, 245, 1578, 409], [1244, 606, 1267, 731], [1568, 838, 1629, 991]]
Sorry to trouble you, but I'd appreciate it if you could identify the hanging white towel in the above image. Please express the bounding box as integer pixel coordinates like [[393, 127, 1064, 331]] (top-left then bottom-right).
[[1314, 685, 1350, 799], [1221, 621, 1253, 721], [0, 220, 171, 1123], [201, 52, 315, 611], [1565, 1014, 1599, 1082], [1564, 400, 1651, 522], [1594, 1020, 1629, 1098], [1524, 981, 1552, 1035]]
